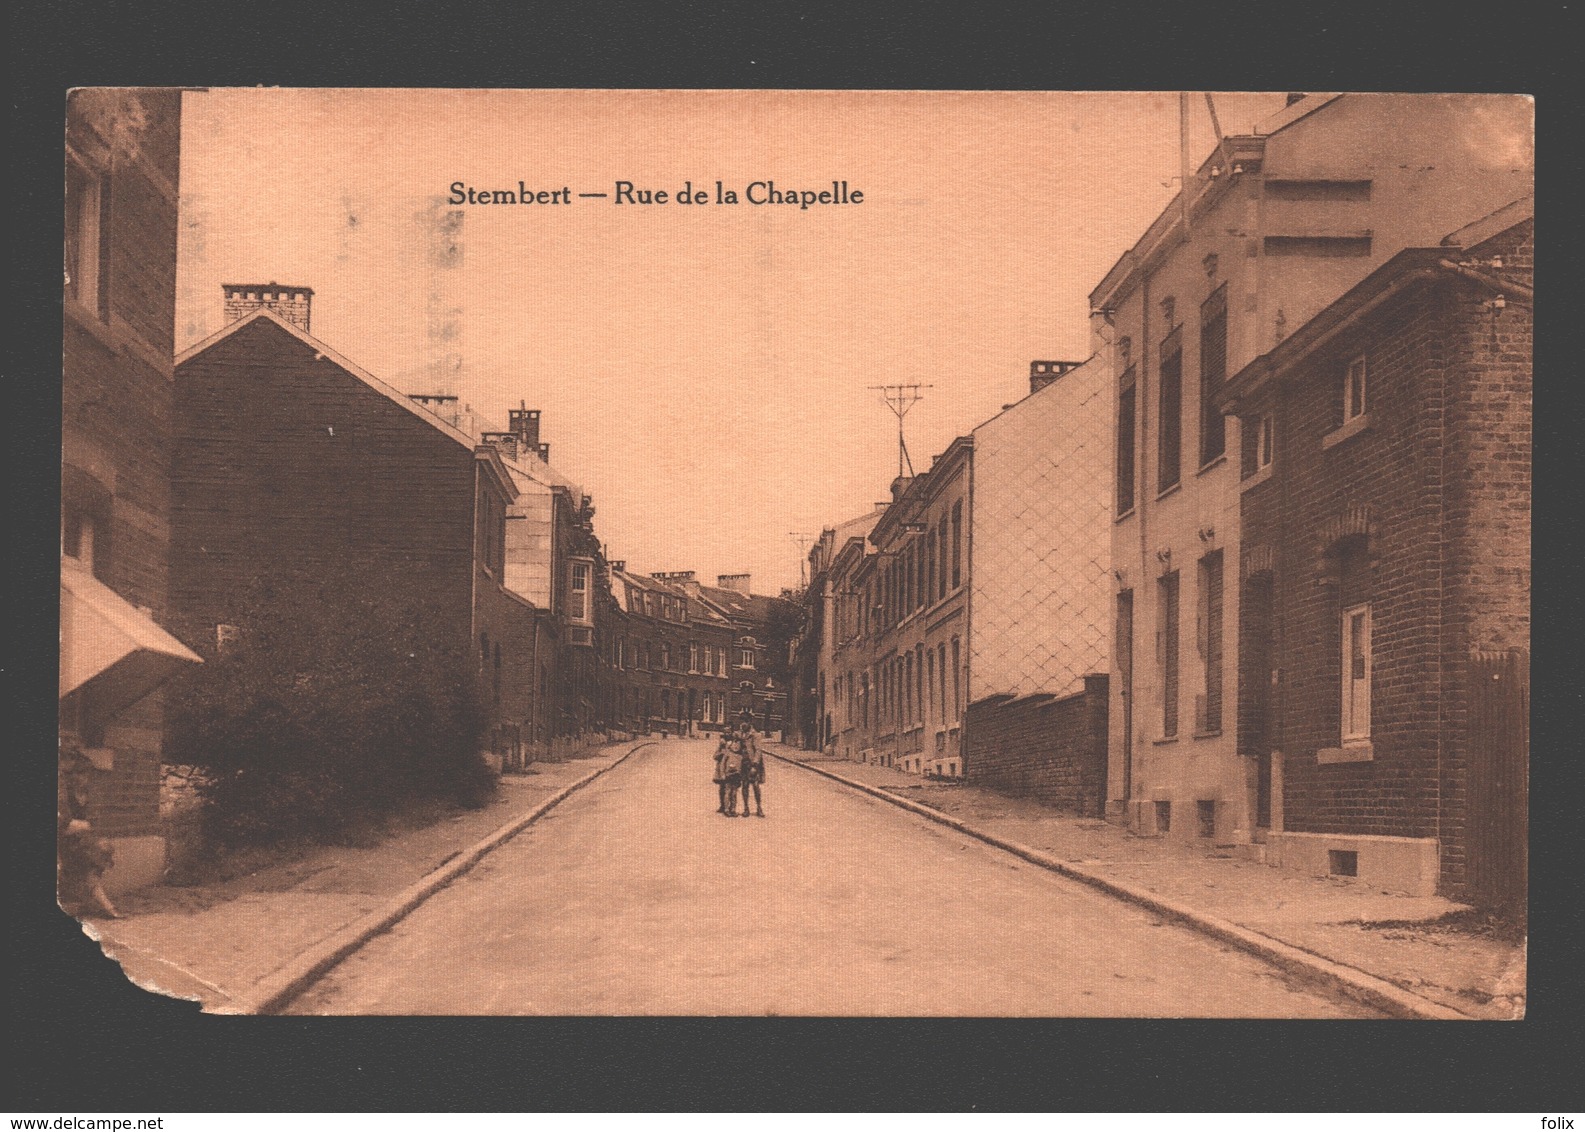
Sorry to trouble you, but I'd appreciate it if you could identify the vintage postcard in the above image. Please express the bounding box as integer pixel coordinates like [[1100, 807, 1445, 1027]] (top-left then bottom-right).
[[60, 89, 1531, 1017]]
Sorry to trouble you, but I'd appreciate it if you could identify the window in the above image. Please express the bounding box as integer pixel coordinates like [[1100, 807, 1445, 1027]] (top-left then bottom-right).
[[1258, 414, 1274, 469], [1158, 570, 1180, 738], [937, 642, 948, 725], [926, 530, 937, 606], [1116, 367, 1137, 514], [738, 647, 755, 670], [660, 642, 672, 671], [65, 155, 109, 319], [689, 641, 699, 673], [950, 638, 961, 722], [926, 649, 936, 720], [1344, 356, 1368, 422], [1342, 603, 1372, 742], [1199, 286, 1228, 466], [62, 467, 113, 582], [951, 501, 963, 589], [567, 558, 593, 625], [1196, 551, 1223, 734], [1158, 332, 1183, 493]]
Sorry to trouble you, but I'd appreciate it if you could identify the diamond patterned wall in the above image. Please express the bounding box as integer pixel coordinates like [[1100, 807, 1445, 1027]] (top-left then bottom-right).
[[969, 359, 1112, 703]]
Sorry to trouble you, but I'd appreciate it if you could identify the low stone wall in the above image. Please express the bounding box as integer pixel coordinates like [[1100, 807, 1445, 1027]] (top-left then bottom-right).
[[963, 674, 1108, 817]]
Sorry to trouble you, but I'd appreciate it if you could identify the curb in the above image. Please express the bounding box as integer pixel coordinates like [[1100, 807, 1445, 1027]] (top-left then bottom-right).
[[769, 749, 1472, 1021], [228, 740, 656, 1015]]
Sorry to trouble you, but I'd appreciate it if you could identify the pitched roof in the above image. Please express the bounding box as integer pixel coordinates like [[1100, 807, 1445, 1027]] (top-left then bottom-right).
[[176, 308, 485, 453], [179, 307, 582, 500], [696, 585, 789, 626]]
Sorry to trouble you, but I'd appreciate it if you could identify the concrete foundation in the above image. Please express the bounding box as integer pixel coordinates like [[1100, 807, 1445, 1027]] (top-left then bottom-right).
[[1266, 831, 1439, 897]]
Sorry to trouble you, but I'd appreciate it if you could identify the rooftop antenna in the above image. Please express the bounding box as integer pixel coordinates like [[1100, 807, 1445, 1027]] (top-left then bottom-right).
[[867, 383, 933, 479], [787, 531, 815, 588]]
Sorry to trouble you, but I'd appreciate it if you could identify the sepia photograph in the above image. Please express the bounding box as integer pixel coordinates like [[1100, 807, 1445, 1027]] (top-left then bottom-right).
[[59, 87, 1533, 1019]]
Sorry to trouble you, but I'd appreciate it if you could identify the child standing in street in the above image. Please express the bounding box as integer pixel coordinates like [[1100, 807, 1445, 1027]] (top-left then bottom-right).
[[737, 722, 765, 818], [714, 729, 744, 816]]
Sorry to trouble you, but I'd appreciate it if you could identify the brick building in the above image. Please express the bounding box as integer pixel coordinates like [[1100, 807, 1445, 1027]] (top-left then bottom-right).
[[796, 504, 889, 750], [1217, 200, 1531, 901], [818, 356, 1113, 812], [1091, 93, 1534, 847], [694, 576, 798, 738], [171, 301, 541, 769], [61, 88, 202, 895], [606, 568, 735, 735]]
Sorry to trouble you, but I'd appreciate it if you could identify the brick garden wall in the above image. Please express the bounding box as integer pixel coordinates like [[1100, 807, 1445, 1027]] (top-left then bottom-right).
[[963, 674, 1108, 816]]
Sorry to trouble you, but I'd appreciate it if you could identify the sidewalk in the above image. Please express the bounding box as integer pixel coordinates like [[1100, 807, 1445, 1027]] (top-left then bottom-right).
[[81, 742, 638, 1012], [772, 747, 1525, 1020]]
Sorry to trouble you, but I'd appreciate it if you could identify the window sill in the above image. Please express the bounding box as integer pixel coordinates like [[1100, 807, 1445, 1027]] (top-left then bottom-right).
[[1152, 734, 1181, 746], [1321, 413, 1372, 450], [1241, 463, 1275, 491], [1317, 742, 1374, 764], [1154, 482, 1183, 503], [1114, 506, 1137, 525], [1192, 729, 1223, 741], [1195, 452, 1228, 478]]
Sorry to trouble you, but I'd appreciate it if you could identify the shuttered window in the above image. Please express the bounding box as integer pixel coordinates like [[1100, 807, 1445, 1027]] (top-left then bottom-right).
[[1158, 331, 1183, 493], [1199, 286, 1228, 466], [1117, 366, 1137, 514], [1159, 570, 1180, 738]]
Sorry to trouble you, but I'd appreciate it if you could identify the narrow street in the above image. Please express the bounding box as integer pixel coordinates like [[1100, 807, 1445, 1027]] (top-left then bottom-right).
[[287, 739, 1379, 1016]]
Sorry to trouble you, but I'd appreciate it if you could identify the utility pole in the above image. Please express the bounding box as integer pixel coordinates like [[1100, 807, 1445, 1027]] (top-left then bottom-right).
[[867, 383, 933, 480], [787, 532, 815, 588]]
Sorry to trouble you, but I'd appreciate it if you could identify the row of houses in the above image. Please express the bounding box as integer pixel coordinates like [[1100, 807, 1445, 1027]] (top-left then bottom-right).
[[793, 93, 1532, 908], [607, 568, 796, 739], [60, 89, 795, 898]]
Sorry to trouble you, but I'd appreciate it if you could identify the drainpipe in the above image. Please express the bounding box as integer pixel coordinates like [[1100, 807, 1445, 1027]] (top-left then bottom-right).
[[1132, 271, 1153, 826]]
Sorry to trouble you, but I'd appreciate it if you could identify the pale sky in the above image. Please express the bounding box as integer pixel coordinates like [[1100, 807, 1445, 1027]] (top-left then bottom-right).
[[176, 89, 1292, 594]]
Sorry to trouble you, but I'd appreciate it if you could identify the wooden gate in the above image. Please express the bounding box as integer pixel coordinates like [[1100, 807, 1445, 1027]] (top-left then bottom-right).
[[1466, 648, 1528, 916]]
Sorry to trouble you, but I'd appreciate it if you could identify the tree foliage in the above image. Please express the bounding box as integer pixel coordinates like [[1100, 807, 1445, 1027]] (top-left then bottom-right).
[[166, 566, 495, 849]]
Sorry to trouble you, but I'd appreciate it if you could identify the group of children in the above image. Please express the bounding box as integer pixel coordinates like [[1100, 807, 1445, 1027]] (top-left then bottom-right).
[[713, 721, 766, 818]]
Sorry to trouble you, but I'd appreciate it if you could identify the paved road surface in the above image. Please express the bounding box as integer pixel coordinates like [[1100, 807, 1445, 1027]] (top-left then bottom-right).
[[288, 739, 1378, 1016]]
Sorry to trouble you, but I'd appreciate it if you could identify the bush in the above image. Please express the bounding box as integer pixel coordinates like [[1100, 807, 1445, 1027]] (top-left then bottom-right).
[[166, 566, 496, 850]]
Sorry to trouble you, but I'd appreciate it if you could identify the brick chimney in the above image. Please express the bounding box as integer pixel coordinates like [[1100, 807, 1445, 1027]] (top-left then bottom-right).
[[717, 573, 751, 593], [890, 475, 913, 502], [611, 560, 625, 573], [223, 283, 313, 332], [509, 405, 541, 451], [1030, 359, 1084, 396]]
